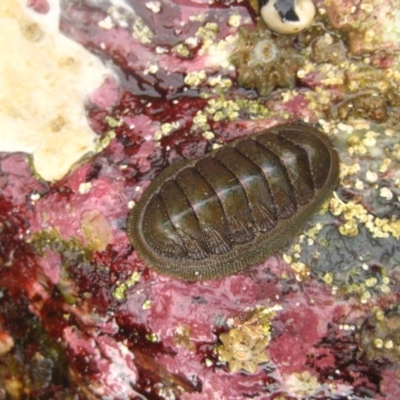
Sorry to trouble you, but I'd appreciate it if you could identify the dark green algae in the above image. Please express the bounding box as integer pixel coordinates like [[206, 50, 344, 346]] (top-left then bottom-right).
[[0, 297, 73, 398], [29, 229, 121, 311]]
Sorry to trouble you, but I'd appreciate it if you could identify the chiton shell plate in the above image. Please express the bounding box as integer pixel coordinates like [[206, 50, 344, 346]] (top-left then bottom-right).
[[127, 123, 340, 281]]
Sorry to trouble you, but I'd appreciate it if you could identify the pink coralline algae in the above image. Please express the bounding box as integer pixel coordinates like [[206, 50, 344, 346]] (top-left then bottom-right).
[[27, 0, 50, 14], [1, 0, 400, 399]]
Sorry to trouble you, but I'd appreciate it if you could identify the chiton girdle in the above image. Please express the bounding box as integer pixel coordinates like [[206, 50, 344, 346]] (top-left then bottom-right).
[[127, 123, 340, 281]]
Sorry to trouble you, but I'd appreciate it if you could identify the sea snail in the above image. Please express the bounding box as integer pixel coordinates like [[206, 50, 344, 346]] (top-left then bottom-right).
[[127, 123, 339, 281], [260, 0, 316, 34]]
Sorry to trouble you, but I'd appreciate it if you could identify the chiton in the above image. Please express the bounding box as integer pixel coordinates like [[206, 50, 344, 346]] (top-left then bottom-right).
[[127, 123, 339, 281]]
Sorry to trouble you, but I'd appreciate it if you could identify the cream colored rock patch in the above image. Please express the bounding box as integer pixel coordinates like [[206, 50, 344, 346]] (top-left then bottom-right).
[[0, 0, 112, 181]]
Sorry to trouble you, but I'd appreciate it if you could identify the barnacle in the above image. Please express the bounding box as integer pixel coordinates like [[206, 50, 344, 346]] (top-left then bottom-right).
[[215, 305, 280, 373], [311, 34, 348, 65], [260, 0, 316, 35], [286, 370, 321, 397], [230, 27, 303, 96], [307, 29, 400, 124], [333, 92, 388, 122], [217, 327, 270, 373], [359, 308, 400, 364]]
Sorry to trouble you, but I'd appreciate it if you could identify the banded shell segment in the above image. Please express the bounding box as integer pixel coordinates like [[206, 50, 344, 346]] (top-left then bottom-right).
[[127, 123, 340, 280]]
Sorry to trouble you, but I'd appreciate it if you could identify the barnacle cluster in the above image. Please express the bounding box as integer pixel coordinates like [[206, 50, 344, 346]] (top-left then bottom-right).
[[286, 370, 321, 397], [216, 327, 270, 373], [330, 193, 400, 241], [304, 32, 400, 124], [215, 305, 280, 373], [320, 0, 400, 55], [359, 307, 400, 364], [281, 119, 400, 301], [230, 27, 303, 96]]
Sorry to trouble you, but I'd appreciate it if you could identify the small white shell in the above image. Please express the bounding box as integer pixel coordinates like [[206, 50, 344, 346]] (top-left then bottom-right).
[[260, 0, 316, 35]]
